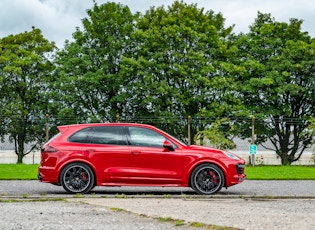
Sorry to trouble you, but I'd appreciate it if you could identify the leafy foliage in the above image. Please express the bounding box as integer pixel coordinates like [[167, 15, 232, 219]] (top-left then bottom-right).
[[120, 1, 239, 139], [234, 12, 315, 165], [0, 27, 56, 163], [53, 2, 136, 124], [53, 1, 239, 141], [194, 118, 236, 149]]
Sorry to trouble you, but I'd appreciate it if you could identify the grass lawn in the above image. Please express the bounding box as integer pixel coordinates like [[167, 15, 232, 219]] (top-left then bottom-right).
[[245, 165, 315, 180], [0, 164, 314, 180], [0, 164, 39, 180]]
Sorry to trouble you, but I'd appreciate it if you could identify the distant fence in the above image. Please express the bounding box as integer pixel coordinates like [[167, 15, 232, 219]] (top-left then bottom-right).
[[0, 151, 41, 164], [0, 150, 314, 165]]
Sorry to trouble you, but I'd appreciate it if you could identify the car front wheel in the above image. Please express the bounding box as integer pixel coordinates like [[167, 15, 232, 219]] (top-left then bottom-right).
[[191, 163, 225, 195], [60, 163, 95, 194]]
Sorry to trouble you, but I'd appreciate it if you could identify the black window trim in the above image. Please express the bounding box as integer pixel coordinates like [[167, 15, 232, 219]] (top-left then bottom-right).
[[124, 126, 178, 149], [68, 126, 128, 145]]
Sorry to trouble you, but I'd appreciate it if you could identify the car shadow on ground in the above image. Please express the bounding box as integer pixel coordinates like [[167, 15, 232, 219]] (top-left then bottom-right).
[[42, 186, 244, 197]]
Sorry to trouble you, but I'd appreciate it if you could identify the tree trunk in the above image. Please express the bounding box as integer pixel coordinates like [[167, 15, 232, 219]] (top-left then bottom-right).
[[15, 133, 26, 164], [17, 153, 23, 164], [279, 153, 293, 165]]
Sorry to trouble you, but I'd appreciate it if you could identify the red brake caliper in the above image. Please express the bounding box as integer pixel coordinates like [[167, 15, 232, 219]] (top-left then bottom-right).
[[209, 171, 217, 184], [81, 172, 87, 182]]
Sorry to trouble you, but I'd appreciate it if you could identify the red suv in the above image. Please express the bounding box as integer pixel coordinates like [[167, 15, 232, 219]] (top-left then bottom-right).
[[38, 123, 245, 194]]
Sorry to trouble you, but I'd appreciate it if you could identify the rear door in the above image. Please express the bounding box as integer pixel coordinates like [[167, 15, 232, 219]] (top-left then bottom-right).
[[70, 126, 131, 184]]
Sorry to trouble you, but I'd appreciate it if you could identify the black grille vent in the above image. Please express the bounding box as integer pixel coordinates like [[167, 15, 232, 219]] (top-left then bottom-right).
[[236, 164, 245, 174]]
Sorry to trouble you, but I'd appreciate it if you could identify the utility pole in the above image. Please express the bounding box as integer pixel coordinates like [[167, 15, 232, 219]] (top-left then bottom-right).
[[251, 116, 255, 166], [45, 114, 50, 142], [187, 115, 191, 145]]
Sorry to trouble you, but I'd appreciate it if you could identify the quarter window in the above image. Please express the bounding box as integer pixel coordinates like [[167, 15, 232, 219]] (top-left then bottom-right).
[[68, 128, 93, 143]]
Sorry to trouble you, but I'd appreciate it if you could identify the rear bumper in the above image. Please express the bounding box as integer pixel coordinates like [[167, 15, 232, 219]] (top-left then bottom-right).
[[38, 173, 43, 181], [38, 166, 59, 184]]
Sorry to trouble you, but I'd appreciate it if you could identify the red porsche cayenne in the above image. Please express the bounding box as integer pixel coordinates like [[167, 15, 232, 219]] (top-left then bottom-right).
[[38, 123, 245, 195]]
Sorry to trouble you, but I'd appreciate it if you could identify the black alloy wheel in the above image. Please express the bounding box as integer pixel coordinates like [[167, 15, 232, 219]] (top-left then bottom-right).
[[191, 163, 225, 195], [60, 162, 95, 193]]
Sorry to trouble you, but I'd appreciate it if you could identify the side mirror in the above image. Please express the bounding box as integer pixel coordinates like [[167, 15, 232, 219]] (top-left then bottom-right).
[[163, 140, 174, 151]]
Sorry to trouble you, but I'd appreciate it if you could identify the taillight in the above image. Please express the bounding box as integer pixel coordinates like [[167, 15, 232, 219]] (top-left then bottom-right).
[[42, 146, 58, 153]]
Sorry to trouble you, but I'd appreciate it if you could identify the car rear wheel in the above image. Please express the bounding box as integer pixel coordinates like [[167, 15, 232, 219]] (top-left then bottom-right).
[[191, 163, 224, 195], [60, 163, 95, 194]]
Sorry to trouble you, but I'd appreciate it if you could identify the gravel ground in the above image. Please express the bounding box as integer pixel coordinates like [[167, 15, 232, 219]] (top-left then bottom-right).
[[0, 201, 196, 230], [0, 180, 315, 230], [1, 197, 314, 230], [76, 197, 315, 230]]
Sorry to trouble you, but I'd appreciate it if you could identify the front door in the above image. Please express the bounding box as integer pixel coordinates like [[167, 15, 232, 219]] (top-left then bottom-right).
[[127, 126, 182, 185]]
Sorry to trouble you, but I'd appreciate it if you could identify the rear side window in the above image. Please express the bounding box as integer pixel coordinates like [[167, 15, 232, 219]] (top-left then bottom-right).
[[69, 126, 126, 145], [91, 126, 126, 145]]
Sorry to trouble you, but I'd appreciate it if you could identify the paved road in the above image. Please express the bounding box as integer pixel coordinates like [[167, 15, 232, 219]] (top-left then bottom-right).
[[0, 180, 315, 230], [1, 180, 315, 197]]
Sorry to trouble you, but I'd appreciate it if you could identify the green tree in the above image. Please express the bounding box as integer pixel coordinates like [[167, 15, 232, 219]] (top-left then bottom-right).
[[194, 118, 236, 149], [120, 1, 240, 139], [0, 27, 56, 163], [53, 2, 136, 124], [234, 12, 315, 165]]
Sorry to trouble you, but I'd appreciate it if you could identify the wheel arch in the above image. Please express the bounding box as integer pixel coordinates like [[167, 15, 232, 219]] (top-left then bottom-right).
[[188, 161, 227, 188], [57, 160, 97, 187]]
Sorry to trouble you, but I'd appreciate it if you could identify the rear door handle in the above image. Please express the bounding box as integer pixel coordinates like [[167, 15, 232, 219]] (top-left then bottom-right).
[[131, 151, 141, 154]]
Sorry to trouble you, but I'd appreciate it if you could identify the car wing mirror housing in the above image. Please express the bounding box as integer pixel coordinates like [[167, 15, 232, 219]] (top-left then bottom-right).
[[163, 140, 174, 151]]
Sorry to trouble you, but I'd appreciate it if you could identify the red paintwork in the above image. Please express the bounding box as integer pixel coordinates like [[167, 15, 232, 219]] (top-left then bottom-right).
[[38, 123, 245, 189]]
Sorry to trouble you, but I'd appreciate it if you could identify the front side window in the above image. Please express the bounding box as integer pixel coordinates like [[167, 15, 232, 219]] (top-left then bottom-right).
[[128, 127, 166, 147]]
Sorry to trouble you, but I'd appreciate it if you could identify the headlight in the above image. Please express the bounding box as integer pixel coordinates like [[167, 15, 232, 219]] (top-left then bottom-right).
[[223, 151, 240, 160]]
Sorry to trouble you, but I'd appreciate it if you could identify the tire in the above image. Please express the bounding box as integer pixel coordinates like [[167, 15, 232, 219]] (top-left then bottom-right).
[[190, 163, 225, 195], [60, 162, 95, 194]]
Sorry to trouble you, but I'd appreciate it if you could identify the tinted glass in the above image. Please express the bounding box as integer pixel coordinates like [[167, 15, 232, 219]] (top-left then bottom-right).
[[128, 127, 166, 147], [91, 126, 126, 145], [69, 128, 93, 143]]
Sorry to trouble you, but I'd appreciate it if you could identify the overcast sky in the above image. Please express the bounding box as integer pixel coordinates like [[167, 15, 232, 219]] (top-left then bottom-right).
[[1, 0, 314, 48]]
